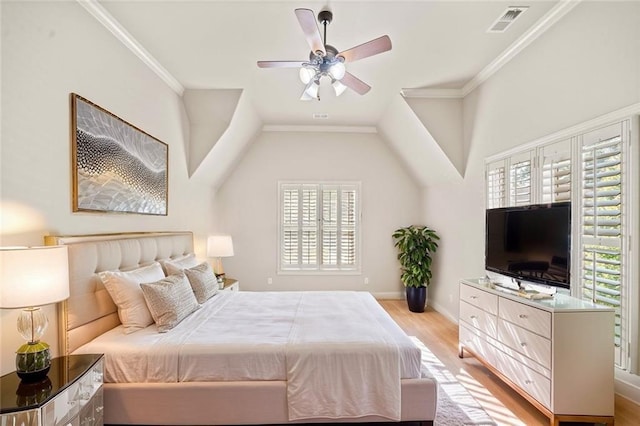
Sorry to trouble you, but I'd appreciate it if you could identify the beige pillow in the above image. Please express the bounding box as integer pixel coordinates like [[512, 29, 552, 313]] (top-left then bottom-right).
[[99, 263, 165, 334], [184, 262, 218, 303], [160, 253, 199, 276], [140, 272, 200, 332]]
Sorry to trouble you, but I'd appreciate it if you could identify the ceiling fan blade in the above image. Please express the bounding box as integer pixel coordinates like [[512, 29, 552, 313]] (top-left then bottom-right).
[[338, 35, 392, 63], [341, 72, 371, 95], [257, 60, 305, 68], [295, 8, 326, 56]]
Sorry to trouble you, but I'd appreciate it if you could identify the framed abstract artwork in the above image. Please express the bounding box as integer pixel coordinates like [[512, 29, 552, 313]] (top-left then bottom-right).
[[71, 94, 168, 215]]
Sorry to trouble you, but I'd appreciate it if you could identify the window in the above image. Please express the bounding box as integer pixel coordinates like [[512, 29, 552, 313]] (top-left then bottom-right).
[[579, 123, 628, 368], [540, 139, 571, 203], [509, 151, 534, 206], [485, 119, 634, 370], [279, 182, 360, 273], [486, 161, 506, 209]]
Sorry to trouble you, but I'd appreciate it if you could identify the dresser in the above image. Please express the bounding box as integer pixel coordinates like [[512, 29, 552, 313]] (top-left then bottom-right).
[[1, 354, 104, 426], [459, 279, 614, 426]]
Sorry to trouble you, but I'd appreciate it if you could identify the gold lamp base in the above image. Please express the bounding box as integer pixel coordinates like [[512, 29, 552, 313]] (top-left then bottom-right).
[[16, 341, 51, 382]]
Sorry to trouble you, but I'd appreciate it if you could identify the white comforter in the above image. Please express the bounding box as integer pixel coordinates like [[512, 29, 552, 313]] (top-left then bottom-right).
[[74, 291, 421, 420]]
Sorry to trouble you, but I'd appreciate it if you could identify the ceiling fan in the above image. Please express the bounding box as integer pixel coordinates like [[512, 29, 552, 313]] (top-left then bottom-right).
[[257, 8, 392, 101]]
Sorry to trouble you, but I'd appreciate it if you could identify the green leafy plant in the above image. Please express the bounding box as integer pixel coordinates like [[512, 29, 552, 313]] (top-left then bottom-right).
[[392, 225, 440, 288]]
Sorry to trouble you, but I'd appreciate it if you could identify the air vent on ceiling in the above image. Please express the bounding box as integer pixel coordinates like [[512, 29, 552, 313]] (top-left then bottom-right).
[[488, 6, 529, 33], [312, 113, 329, 120]]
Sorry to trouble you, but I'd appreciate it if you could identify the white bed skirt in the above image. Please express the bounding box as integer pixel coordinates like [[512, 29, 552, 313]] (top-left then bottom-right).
[[103, 378, 437, 425]]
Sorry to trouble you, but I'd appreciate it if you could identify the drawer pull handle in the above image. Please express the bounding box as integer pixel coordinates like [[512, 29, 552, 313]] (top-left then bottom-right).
[[470, 296, 478, 299], [518, 314, 528, 319], [520, 342, 527, 347], [525, 379, 533, 385], [470, 315, 477, 319]]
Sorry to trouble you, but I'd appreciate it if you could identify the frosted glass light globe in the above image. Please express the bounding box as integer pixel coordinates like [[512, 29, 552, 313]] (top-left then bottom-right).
[[299, 67, 316, 84], [328, 61, 346, 80]]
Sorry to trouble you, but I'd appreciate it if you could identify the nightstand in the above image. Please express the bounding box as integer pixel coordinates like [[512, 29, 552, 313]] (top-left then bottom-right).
[[1, 354, 104, 426], [221, 278, 240, 291]]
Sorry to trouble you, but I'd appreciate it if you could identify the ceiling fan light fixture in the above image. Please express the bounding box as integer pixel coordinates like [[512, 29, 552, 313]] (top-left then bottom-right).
[[332, 79, 347, 97], [299, 66, 316, 84], [301, 80, 320, 101], [328, 60, 345, 80]]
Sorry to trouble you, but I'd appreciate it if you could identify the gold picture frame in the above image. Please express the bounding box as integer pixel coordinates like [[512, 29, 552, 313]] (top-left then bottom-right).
[[70, 94, 168, 215]]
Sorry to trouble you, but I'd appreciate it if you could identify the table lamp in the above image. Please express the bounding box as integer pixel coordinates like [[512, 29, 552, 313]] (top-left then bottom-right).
[[207, 235, 234, 283], [0, 246, 69, 381]]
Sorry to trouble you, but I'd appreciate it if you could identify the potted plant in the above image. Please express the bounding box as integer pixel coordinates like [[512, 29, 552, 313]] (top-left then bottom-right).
[[392, 225, 440, 313]]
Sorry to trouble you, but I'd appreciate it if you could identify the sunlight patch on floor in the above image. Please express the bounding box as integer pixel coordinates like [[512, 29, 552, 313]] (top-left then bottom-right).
[[456, 368, 525, 426]]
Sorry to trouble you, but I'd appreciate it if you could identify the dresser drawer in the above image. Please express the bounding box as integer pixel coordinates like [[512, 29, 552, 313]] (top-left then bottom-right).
[[43, 381, 81, 426], [460, 300, 498, 338], [499, 297, 551, 338], [495, 351, 551, 409], [459, 322, 498, 368], [498, 319, 551, 369], [460, 283, 498, 315]]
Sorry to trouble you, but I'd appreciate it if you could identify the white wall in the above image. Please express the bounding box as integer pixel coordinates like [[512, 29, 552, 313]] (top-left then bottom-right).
[[0, 2, 215, 374], [214, 130, 422, 295], [423, 2, 640, 319]]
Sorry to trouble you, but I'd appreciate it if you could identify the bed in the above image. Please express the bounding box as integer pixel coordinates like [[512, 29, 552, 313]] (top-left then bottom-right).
[[46, 232, 437, 425]]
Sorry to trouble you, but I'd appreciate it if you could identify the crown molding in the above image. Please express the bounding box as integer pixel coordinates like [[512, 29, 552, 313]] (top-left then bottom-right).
[[262, 125, 377, 133], [403, 0, 582, 100], [461, 0, 581, 97], [78, 0, 580, 102], [400, 88, 464, 99], [76, 0, 184, 96]]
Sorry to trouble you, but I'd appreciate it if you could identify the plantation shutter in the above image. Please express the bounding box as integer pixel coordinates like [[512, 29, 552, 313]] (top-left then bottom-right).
[[281, 185, 300, 266], [281, 184, 319, 269], [280, 182, 360, 272], [540, 139, 571, 203], [321, 186, 339, 267], [340, 186, 358, 267], [580, 123, 626, 368], [486, 160, 507, 209], [509, 151, 534, 206]]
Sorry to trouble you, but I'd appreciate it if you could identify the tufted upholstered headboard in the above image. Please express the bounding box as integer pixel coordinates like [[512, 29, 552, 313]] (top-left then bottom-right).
[[45, 232, 194, 355]]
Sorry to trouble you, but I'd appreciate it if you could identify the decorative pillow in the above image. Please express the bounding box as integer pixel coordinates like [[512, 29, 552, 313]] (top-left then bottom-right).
[[183, 262, 218, 303], [160, 253, 199, 276], [99, 263, 165, 334], [140, 271, 200, 332]]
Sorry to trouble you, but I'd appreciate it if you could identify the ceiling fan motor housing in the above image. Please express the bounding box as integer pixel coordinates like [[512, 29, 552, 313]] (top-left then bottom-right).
[[317, 10, 333, 25]]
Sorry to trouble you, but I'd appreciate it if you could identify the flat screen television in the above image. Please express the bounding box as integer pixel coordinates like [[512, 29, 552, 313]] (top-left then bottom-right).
[[485, 202, 571, 290]]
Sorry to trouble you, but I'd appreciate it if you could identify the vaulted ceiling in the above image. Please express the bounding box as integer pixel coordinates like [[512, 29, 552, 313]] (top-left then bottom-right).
[[80, 0, 576, 187]]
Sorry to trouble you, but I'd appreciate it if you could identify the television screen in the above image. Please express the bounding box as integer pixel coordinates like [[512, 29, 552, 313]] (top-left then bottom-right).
[[485, 202, 571, 289]]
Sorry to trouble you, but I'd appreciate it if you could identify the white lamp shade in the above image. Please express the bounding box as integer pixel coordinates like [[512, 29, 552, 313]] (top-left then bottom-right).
[[332, 79, 347, 96], [328, 61, 346, 80], [0, 246, 70, 309], [207, 235, 234, 258], [299, 67, 315, 84], [303, 81, 319, 99]]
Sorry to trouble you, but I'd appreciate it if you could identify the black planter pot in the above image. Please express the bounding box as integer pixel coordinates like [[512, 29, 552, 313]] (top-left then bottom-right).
[[406, 286, 427, 313]]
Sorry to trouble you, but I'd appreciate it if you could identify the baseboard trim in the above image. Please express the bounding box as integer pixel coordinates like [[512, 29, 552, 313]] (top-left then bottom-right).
[[429, 301, 458, 325], [372, 291, 405, 300], [615, 369, 640, 405]]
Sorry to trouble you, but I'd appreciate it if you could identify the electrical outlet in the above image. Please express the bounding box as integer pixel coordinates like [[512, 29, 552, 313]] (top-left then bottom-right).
[[267, 277, 273, 285], [364, 277, 369, 285]]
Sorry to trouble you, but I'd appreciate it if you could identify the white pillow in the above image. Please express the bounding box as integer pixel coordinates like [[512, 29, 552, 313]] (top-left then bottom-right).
[[183, 262, 218, 303], [140, 272, 200, 332], [160, 253, 199, 276], [99, 263, 165, 334]]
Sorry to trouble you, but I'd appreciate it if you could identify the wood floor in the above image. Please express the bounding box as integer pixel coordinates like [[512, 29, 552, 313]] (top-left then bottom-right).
[[379, 299, 640, 426]]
